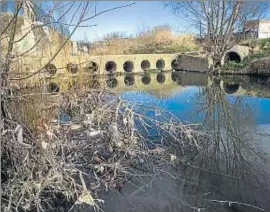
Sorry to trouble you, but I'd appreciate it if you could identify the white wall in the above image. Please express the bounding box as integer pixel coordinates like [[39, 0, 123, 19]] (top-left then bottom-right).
[[259, 22, 270, 38]]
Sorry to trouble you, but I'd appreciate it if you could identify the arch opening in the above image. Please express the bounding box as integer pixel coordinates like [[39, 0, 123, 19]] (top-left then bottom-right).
[[225, 52, 241, 63], [141, 60, 151, 71], [223, 83, 240, 94], [156, 59, 165, 70], [67, 63, 78, 74], [85, 61, 98, 72], [171, 59, 178, 70], [48, 82, 60, 93], [124, 74, 135, 86], [141, 74, 151, 85], [157, 72, 165, 84], [105, 61, 117, 72], [123, 61, 134, 72], [45, 63, 57, 76]]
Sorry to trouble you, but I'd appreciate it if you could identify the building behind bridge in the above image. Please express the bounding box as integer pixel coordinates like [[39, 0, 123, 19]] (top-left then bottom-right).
[[244, 19, 270, 39]]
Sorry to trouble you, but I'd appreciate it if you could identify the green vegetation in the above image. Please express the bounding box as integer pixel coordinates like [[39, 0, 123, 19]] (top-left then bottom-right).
[[223, 38, 270, 70], [256, 38, 270, 49]]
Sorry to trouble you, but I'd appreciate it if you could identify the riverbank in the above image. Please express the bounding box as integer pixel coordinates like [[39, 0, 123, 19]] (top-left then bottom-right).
[[222, 56, 270, 76], [222, 39, 270, 76]]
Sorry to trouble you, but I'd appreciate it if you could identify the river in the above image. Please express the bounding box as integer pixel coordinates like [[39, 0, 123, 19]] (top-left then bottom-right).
[[16, 71, 270, 212], [66, 71, 270, 212]]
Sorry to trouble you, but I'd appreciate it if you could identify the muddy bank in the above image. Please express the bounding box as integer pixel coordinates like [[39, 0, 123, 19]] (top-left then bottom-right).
[[222, 56, 270, 77]]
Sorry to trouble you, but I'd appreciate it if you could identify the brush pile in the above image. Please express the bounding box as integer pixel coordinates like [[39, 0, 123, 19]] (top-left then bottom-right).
[[1, 89, 202, 211]]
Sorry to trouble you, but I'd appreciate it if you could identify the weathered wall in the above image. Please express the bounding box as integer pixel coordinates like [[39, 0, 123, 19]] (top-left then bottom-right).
[[221, 45, 250, 65], [174, 54, 212, 73]]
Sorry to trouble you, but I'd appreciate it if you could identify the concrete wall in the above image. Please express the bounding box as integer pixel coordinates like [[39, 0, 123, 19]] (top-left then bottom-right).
[[68, 54, 178, 74], [221, 45, 250, 65], [174, 54, 212, 73]]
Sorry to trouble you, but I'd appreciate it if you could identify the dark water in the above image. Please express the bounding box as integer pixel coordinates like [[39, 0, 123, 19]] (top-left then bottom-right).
[[80, 71, 270, 212]]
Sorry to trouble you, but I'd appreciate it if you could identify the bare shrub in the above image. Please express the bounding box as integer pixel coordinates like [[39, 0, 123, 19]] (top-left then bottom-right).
[[1, 88, 202, 211]]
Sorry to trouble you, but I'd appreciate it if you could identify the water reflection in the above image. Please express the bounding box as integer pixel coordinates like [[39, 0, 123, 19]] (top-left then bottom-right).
[[141, 73, 151, 85], [222, 82, 240, 94], [171, 71, 182, 84], [89, 74, 270, 212], [124, 73, 135, 86], [157, 72, 165, 84], [15, 71, 270, 211], [174, 76, 270, 211], [88, 74, 100, 88], [106, 74, 118, 88], [98, 74, 270, 212]]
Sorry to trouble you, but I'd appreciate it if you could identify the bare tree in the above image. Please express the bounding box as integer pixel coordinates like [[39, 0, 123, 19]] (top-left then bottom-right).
[[1, 0, 135, 82], [166, 1, 270, 72], [1, 1, 139, 211]]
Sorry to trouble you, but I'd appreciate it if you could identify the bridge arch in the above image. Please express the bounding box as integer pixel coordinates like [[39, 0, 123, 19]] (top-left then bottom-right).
[[85, 61, 98, 72], [156, 59, 165, 70], [225, 51, 241, 63], [67, 62, 78, 74], [141, 60, 151, 71], [48, 82, 60, 93], [123, 61, 134, 72], [45, 63, 57, 76], [222, 45, 250, 65], [106, 61, 117, 72]]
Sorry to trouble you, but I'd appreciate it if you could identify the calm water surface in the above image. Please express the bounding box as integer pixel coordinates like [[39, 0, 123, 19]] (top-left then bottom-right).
[[22, 71, 270, 212], [86, 71, 270, 212], [103, 71, 270, 125]]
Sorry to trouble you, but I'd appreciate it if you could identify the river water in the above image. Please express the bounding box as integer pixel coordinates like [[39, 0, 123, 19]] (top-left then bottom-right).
[[18, 71, 270, 212], [70, 71, 270, 212]]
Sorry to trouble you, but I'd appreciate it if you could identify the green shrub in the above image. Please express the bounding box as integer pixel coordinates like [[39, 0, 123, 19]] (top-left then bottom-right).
[[256, 38, 270, 49]]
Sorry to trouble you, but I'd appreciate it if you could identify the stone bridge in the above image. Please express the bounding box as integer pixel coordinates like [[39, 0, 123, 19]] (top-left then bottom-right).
[[40, 44, 249, 77], [13, 45, 250, 90], [40, 51, 209, 77]]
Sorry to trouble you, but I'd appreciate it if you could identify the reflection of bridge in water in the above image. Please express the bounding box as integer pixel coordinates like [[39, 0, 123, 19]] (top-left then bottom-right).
[[44, 71, 270, 98]]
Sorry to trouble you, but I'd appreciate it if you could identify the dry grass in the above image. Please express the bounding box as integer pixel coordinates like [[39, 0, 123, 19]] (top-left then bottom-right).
[[1, 84, 202, 211], [91, 25, 199, 55]]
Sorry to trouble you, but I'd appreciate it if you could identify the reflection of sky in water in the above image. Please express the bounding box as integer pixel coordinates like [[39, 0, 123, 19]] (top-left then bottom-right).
[[121, 86, 270, 125]]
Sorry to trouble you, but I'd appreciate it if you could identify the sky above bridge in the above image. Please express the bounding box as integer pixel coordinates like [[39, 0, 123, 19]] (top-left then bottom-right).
[[70, 1, 192, 42]]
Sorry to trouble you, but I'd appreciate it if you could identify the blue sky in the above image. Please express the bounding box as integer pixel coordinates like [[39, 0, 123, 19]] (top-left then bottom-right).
[[70, 1, 191, 42]]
